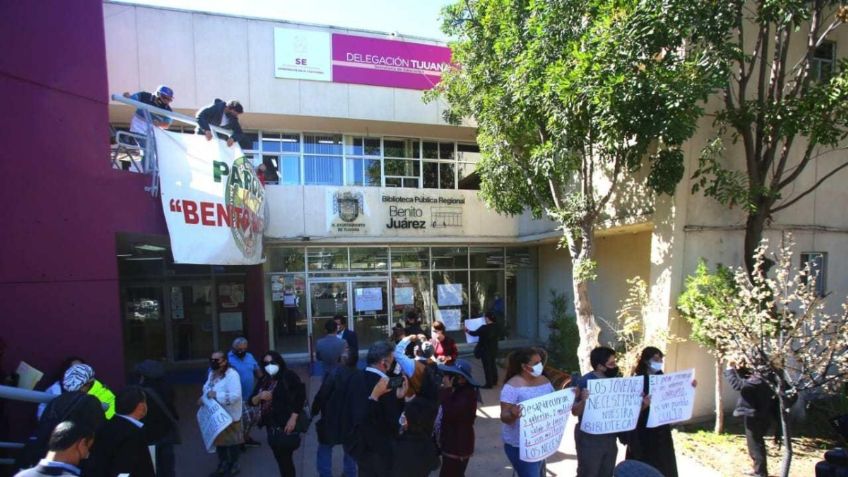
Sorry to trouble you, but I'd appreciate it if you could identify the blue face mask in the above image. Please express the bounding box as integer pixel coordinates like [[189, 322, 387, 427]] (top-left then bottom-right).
[[650, 361, 663, 373]]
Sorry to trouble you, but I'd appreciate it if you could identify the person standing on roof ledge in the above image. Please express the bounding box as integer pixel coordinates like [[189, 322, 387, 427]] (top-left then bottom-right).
[[123, 85, 174, 135], [196, 99, 245, 147]]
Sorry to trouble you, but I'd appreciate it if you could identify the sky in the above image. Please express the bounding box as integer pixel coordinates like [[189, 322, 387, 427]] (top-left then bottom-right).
[[113, 0, 455, 41]]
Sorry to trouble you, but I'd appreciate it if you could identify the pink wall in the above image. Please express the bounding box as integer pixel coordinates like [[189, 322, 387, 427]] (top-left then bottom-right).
[[0, 0, 167, 390]]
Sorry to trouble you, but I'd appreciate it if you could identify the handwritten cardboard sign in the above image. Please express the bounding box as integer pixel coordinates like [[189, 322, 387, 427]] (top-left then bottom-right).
[[647, 369, 696, 428], [197, 397, 233, 453], [519, 389, 576, 462], [580, 376, 644, 434]]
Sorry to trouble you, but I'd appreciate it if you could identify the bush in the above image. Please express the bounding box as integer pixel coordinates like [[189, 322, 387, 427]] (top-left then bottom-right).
[[546, 290, 580, 373]]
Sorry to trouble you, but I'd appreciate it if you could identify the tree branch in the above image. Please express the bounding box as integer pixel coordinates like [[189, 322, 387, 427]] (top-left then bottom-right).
[[772, 160, 848, 213]]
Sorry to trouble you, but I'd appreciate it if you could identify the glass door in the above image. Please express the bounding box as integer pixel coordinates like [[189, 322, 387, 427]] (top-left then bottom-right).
[[122, 285, 167, 367], [168, 282, 215, 361], [308, 281, 349, 354], [351, 279, 390, 349]]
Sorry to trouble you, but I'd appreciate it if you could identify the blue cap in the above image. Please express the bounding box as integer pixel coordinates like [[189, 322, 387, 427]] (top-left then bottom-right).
[[156, 85, 174, 99]]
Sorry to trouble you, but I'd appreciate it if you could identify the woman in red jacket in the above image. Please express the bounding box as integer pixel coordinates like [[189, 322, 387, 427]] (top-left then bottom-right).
[[430, 320, 458, 365], [436, 359, 480, 476]]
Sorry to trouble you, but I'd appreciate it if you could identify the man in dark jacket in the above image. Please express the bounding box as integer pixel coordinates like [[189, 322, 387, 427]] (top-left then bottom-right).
[[84, 386, 154, 477], [136, 360, 179, 477], [14, 421, 94, 477], [195, 99, 245, 147], [312, 365, 358, 477], [466, 311, 499, 388], [347, 342, 407, 477], [725, 361, 775, 477], [334, 314, 359, 367]]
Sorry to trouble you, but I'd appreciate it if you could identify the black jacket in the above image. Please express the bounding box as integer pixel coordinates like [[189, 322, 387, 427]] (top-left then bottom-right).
[[339, 329, 359, 366], [390, 433, 440, 477], [195, 99, 245, 143], [84, 416, 155, 477], [725, 368, 774, 419], [349, 370, 404, 456], [468, 322, 498, 357], [140, 379, 179, 445], [311, 366, 358, 445], [250, 369, 306, 428]]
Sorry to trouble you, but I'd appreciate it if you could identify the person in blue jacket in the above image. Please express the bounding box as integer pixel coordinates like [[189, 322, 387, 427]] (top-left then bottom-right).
[[195, 99, 244, 147]]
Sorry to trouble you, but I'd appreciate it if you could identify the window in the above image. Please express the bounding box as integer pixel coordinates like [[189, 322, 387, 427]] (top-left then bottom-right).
[[304, 134, 343, 185], [384, 138, 420, 188], [457, 143, 481, 190], [812, 42, 836, 83], [423, 141, 457, 189], [345, 137, 381, 186], [800, 252, 827, 296]]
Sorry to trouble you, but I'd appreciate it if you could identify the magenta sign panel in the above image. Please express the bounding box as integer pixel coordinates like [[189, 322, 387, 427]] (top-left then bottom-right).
[[332, 33, 452, 90]]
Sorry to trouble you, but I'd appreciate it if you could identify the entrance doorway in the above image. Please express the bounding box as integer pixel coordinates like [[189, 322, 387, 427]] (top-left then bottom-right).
[[307, 278, 390, 354]]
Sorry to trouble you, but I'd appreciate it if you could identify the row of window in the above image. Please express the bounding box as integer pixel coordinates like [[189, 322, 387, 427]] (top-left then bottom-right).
[[246, 132, 482, 190]]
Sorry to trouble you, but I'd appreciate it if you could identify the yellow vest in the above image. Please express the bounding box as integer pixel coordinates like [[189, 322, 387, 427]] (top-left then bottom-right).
[[88, 379, 116, 419]]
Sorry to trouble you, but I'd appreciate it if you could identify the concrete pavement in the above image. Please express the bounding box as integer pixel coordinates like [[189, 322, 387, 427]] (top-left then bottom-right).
[[172, 360, 719, 476]]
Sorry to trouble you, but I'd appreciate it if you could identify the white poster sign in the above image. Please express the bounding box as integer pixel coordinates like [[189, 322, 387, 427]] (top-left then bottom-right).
[[271, 275, 285, 301], [647, 369, 696, 428], [438, 308, 462, 331], [519, 389, 575, 462], [155, 129, 265, 265], [197, 397, 233, 453], [393, 286, 415, 306], [274, 27, 332, 81], [355, 287, 383, 312], [464, 317, 486, 344], [16, 361, 44, 390], [437, 284, 463, 306], [580, 376, 644, 435]]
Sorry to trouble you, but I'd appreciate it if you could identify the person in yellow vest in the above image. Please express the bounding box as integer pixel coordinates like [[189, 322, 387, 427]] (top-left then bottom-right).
[[63, 363, 116, 419]]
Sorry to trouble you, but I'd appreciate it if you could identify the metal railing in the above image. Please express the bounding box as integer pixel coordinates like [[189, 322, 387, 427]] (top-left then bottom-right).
[[0, 385, 54, 466], [110, 94, 234, 197]]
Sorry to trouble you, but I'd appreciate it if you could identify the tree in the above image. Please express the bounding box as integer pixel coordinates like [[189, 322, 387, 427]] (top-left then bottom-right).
[[677, 259, 737, 433], [691, 0, 848, 276], [678, 236, 848, 477], [430, 0, 732, 370]]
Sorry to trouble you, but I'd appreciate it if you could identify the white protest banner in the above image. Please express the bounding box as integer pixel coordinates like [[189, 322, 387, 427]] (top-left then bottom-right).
[[155, 128, 265, 265], [437, 284, 463, 306], [464, 317, 486, 343], [519, 389, 576, 462], [196, 397, 233, 453], [355, 287, 383, 312], [647, 369, 696, 428], [580, 376, 644, 434], [16, 361, 43, 390]]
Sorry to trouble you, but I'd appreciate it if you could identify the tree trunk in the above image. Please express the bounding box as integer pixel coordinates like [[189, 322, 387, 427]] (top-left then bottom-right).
[[778, 395, 793, 477], [744, 207, 769, 277], [565, 226, 602, 373], [714, 361, 725, 433]]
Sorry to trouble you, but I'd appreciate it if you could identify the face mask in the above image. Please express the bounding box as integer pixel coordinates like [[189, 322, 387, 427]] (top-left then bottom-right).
[[529, 362, 544, 377], [265, 364, 280, 376], [209, 359, 221, 371], [234, 350, 246, 358], [604, 366, 619, 378], [451, 376, 461, 388], [226, 112, 237, 120], [649, 361, 663, 373]]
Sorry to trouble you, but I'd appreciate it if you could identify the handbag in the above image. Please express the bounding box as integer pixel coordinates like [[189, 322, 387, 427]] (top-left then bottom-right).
[[294, 405, 311, 433], [267, 425, 301, 448]]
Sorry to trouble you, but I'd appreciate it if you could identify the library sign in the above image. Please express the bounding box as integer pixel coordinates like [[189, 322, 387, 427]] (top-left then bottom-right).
[[326, 189, 466, 236]]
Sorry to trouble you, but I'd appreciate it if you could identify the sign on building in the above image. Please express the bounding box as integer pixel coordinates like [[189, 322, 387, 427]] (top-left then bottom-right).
[[274, 27, 332, 81], [156, 129, 266, 265]]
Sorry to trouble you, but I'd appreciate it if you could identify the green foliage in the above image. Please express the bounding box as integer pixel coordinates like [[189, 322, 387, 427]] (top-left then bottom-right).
[[431, 0, 731, 223], [573, 258, 598, 283], [545, 290, 580, 373], [676, 259, 736, 356]]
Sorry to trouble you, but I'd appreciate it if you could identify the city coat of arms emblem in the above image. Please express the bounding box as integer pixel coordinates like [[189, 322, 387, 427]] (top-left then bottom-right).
[[334, 191, 363, 223]]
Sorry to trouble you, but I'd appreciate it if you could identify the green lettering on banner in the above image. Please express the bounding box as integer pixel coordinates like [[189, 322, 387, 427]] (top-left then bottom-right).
[[213, 161, 229, 183]]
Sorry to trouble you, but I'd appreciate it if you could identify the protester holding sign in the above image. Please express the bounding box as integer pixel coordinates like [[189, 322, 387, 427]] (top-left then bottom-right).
[[571, 346, 647, 477], [626, 347, 697, 477], [201, 350, 243, 477], [499, 348, 555, 477]]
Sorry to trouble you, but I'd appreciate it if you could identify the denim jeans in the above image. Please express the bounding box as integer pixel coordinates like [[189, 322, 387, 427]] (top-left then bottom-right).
[[317, 443, 358, 477], [504, 443, 544, 477]]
